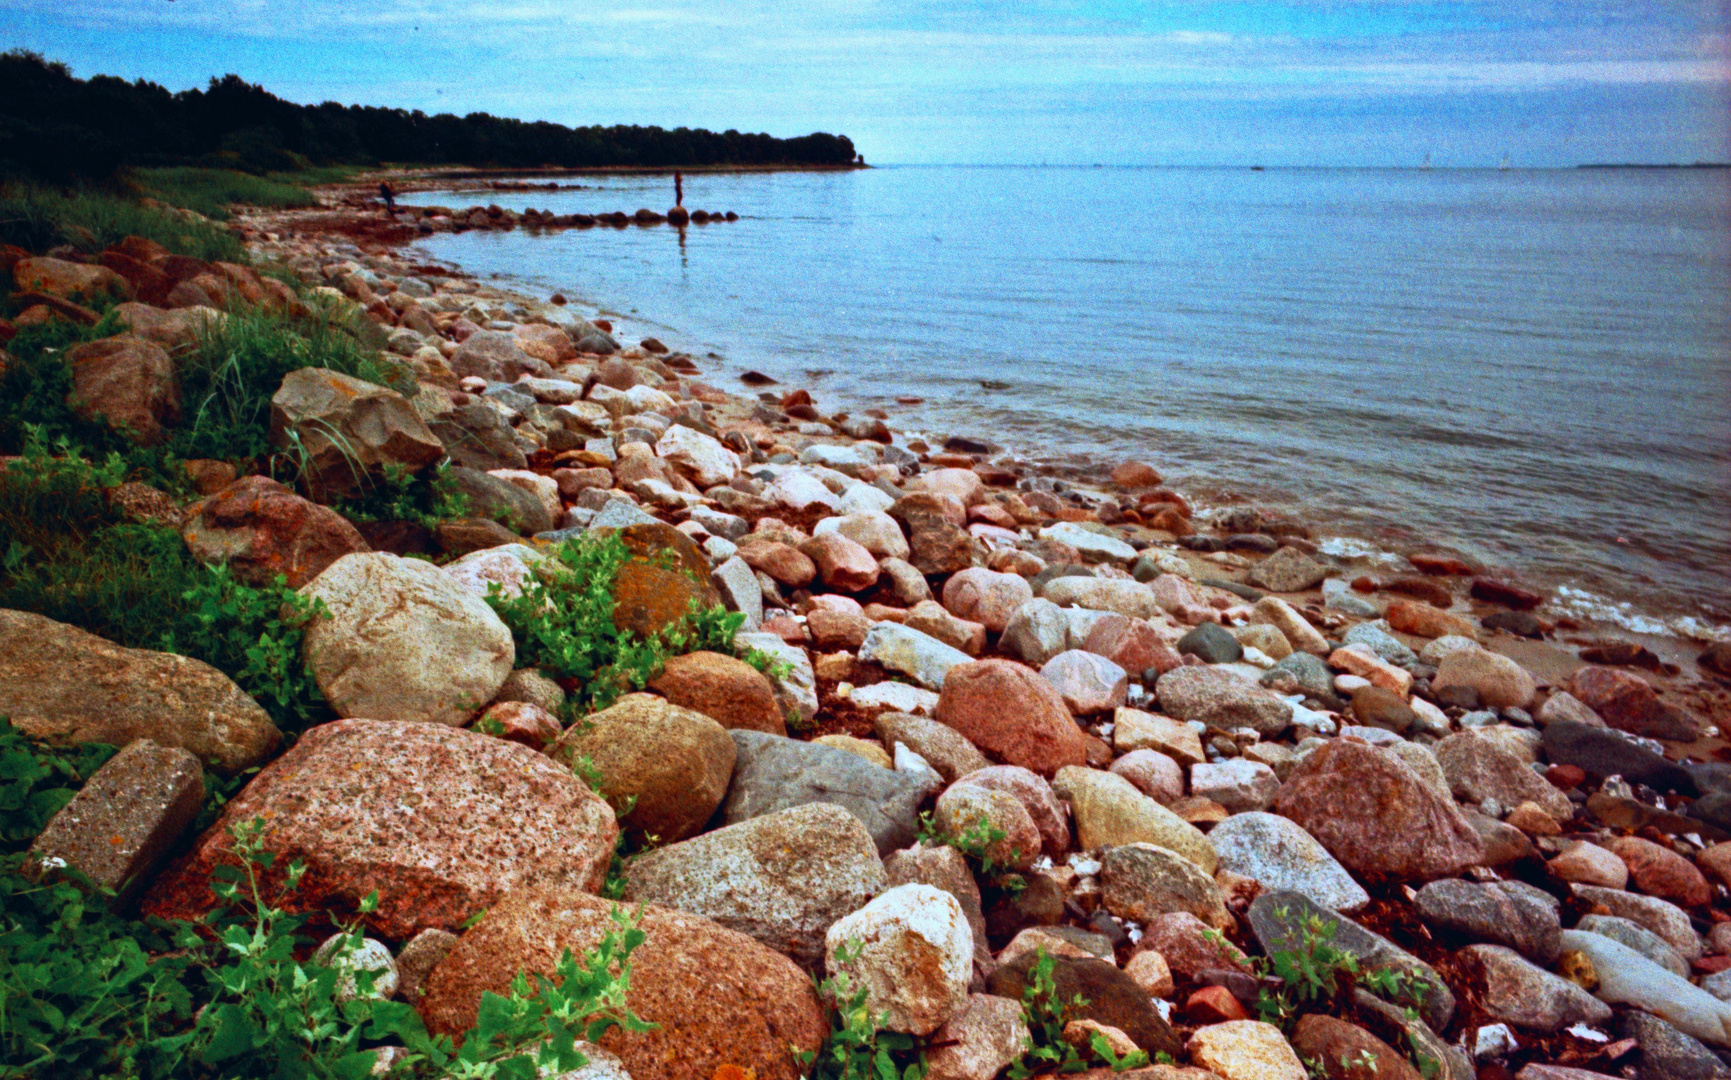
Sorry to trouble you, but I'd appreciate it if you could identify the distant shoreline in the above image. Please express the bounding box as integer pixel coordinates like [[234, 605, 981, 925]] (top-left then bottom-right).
[[1575, 162, 1730, 169]]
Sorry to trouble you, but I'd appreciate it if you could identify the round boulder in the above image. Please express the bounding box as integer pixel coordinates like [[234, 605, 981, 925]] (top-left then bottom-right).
[[935, 659, 1088, 777], [300, 552, 515, 727]]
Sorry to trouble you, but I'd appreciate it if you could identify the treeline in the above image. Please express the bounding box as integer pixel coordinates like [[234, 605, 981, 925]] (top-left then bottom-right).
[[0, 50, 858, 183]]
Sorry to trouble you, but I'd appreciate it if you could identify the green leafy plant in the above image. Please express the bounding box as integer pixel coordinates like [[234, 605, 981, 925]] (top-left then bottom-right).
[[485, 533, 749, 716], [330, 461, 470, 529], [799, 940, 927, 1080], [914, 811, 1025, 895], [1006, 948, 1149, 1077]]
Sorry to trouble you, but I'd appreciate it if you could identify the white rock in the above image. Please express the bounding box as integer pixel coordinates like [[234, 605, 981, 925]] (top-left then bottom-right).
[[766, 470, 841, 513], [441, 543, 547, 602], [1039, 522, 1137, 563], [655, 425, 740, 487], [825, 883, 973, 1035], [1189, 759, 1279, 813], [1560, 929, 1731, 1047], [1208, 811, 1369, 912], [849, 681, 941, 715]]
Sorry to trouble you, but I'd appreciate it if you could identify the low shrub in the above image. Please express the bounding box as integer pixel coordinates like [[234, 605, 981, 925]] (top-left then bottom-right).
[[484, 533, 747, 717]]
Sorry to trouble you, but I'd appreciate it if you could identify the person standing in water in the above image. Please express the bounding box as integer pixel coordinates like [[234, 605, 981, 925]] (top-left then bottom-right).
[[674, 171, 683, 207], [379, 181, 396, 214]]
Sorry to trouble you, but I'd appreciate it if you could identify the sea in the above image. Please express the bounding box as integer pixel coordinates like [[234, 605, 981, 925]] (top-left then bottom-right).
[[400, 165, 1731, 644]]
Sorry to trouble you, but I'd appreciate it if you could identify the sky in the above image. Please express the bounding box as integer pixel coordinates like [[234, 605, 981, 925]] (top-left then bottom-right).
[[5, 0, 1729, 166]]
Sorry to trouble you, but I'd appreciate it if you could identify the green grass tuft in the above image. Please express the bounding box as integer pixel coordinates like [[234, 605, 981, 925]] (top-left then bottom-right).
[[131, 167, 320, 221], [0, 183, 246, 262]]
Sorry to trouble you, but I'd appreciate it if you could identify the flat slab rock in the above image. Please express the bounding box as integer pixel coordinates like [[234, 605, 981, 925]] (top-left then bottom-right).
[[141, 719, 617, 940], [720, 730, 932, 856]]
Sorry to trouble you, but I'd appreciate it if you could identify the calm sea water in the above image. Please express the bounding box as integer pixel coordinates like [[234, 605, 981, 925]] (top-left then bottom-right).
[[402, 166, 1731, 640]]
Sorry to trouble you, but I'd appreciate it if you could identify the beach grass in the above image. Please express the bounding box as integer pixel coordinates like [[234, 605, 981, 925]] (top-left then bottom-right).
[[0, 183, 248, 262], [131, 166, 326, 219]]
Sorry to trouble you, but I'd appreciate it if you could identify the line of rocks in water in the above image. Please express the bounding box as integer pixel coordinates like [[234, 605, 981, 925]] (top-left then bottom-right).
[[385, 201, 740, 235], [8, 196, 1731, 1080]]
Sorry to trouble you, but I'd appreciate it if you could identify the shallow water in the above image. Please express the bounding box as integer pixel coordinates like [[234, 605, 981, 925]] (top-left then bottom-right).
[[402, 165, 1731, 640]]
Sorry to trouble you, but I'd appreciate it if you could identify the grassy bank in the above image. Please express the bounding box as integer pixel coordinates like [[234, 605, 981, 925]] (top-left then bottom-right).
[[0, 185, 247, 262]]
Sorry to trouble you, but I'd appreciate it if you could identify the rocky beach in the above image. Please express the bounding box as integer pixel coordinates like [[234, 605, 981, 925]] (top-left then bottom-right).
[[4, 169, 1731, 1080]]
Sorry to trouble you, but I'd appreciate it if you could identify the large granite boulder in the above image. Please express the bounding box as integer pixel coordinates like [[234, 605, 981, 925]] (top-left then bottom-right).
[[141, 720, 617, 939], [64, 335, 180, 445], [0, 608, 279, 774], [935, 659, 1088, 776], [418, 888, 828, 1080], [269, 367, 444, 502], [1271, 740, 1484, 883], [623, 802, 886, 968], [299, 552, 514, 727]]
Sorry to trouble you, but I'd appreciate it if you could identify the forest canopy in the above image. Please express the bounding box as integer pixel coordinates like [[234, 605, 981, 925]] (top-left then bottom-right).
[[0, 50, 859, 183]]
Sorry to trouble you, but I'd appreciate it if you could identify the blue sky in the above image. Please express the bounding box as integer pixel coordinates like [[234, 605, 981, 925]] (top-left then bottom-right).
[[5, 0, 1727, 166]]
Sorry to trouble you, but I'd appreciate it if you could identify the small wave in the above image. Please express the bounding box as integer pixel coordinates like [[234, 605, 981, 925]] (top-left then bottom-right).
[[1550, 585, 1731, 644]]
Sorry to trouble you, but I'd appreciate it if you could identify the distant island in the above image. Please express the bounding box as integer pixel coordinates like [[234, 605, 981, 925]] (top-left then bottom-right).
[[1576, 162, 1729, 169], [0, 49, 859, 184]]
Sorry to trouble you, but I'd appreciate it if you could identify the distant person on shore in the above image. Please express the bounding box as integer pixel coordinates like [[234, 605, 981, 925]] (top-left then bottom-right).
[[379, 181, 396, 214], [674, 171, 684, 207]]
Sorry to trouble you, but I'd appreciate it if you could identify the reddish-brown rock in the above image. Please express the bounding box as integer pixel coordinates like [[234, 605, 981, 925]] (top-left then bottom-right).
[[111, 302, 222, 352], [1471, 576, 1546, 610], [800, 532, 880, 592], [1568, 666, 1699, 741], [889, 493, 984, 576], [738, 538, 817, 587], [64, 335, 181, 445], [141, 720, 618, 940], [1385, 599, 1478, 640], [936, 659, 1087, 777], [1607, 836, 1712, 908], [12, 256, 132, 304], [1290, 1015, 1422, 1080], [1084, 616, 1185, 677], [181, 475, 369, 588], [1136, 911, 1253, 981], [418, 888, 827, 1080], [1385, 574, 1454, 608], [1185, 985, 1249, 1023], [1111, 461, 1164, 488], [1271, 739, 1484, 883], [472, 700, 563, 749], [942, 567, 1034, 634], [807, 605, 872, 650], [1409, 553, 1476, 576], [648, 651, 786, 735], [99, 250, 172, 304]]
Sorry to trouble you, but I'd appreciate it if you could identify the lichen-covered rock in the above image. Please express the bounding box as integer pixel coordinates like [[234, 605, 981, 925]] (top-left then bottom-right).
[[141, 720, 617, 939], [648, 650, 786, 735], [419, 888, 827, 1080], [300, 552, 514, 727], [0, 608, 280, 774], [182, 475, 369, 588]]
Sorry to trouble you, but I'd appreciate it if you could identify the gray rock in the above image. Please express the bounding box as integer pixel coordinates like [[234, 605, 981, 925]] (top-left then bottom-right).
[[1323, 578, 1382, 617], [859, 622, 972, 691], [1572, 885, 1703, 962], [27, 739, 204, 903], [722, 730, 933, 856], [1559, 930, 1731, 1048], [1575, 915, 1690, 978], [1467, 944, 1611, 1033], [1246, 546, 1329, 593], [1260, 651, 1338, 702], [1343, 621, 1419, 667], [1208, 812, 1369, 912], [1704, 970, 1731, 1004], [732, 632, 816, 722], [874, 712, 990, 783], [1040, 577, 1161, 620], [710, 555, 764, 631], [1177, 622, 1243, 664], [1623, 1011, 1731, 1080], [1003, 599, 1071, 669], [1189, 759, 1279, 813], [1415, 879, 1560, 963], [1249, 890, 1454, 1032], [429, 403, 530, 472], [1156, 665, 1293, 736], [1542, 720, 1697, 794], [623, 802, 887, 968], [586, 498, 662, 532], [1435, 731, 1574, 821], [1101, 842, 1231, 929]]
